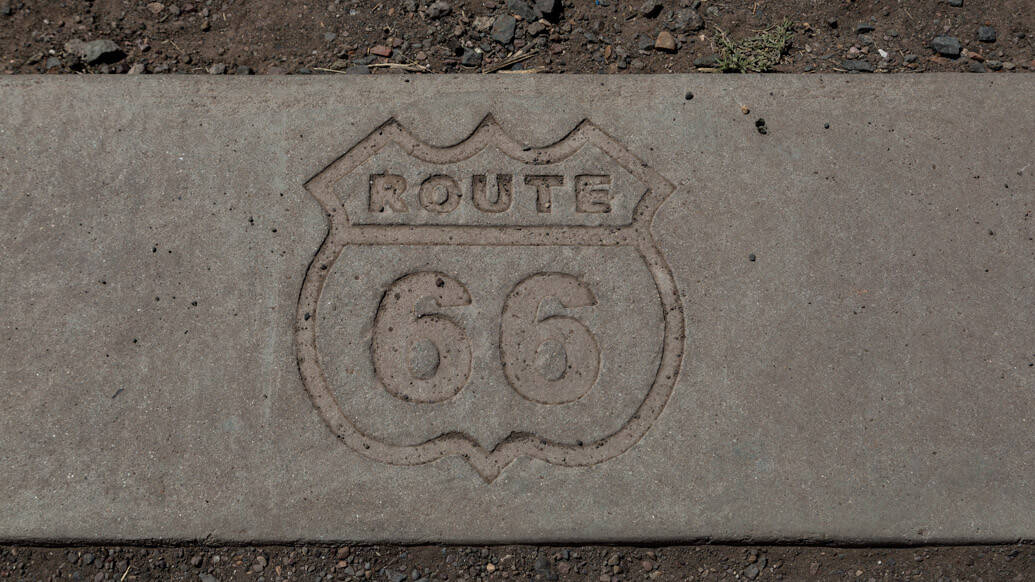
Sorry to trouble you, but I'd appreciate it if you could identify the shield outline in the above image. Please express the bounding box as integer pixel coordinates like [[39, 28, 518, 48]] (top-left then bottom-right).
[[296, 114, 685, 482]]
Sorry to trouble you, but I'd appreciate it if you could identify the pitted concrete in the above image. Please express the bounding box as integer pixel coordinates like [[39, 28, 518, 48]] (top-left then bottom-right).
[[0, 75, 1031, 543]]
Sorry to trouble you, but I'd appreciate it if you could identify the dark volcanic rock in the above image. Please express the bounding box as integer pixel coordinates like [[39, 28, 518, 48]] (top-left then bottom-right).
[[491, 15, 517, 45], [842, 59, 875, 72], [65, 38, 124, 64], [930, 35, 961, 57]]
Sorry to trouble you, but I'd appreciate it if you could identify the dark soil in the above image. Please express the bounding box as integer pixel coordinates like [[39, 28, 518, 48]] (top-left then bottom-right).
[[1, 0, 1033, 74], [2, 543, 1032, 581]]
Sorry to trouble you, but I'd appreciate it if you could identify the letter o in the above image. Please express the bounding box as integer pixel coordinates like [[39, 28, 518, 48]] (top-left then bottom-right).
[[418, 174, 461, 213]]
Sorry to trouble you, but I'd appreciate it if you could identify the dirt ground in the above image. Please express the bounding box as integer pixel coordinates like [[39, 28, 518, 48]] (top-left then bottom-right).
[[1, 543, 1032, 581], [1, 0, 1033, 74]]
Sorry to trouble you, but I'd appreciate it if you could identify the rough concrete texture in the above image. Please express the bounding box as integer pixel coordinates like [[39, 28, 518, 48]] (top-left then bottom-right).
[[0, 76, 1031, 544]]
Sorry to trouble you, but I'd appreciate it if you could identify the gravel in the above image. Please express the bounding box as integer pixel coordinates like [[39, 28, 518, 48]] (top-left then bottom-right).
[[693, 54, 718, 67], [0, 545, 1029, 580], [842, 59, 876, 72], [460, 49, 482, 67], [0, 0, 1030, 74], [0, 0, 1031, 75], [490, 15, 517, 45], [425, 1, 450, 19], [931, 35, 962, 57], [507, 0, 536, 22], [654, 31, 677, 52], [533, 555, 558, 581], [639, 0, 663, 18], [64, 38, 123, 64]]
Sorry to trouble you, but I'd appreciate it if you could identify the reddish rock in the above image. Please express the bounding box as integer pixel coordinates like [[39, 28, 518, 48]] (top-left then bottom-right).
[[654, 31, 677, 52]]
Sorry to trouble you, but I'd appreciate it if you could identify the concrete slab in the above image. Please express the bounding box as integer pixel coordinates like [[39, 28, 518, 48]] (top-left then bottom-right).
[[0, 75, 1032, 544]]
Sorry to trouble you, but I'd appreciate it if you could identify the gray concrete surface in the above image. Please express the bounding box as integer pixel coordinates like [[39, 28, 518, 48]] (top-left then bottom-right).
[[0, 75, 1031, 544]]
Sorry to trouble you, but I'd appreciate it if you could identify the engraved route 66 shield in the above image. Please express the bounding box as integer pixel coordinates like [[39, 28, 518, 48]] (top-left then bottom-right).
[[295, 115, 684, 482]]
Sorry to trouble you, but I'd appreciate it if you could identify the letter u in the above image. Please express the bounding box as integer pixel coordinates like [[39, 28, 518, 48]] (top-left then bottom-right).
[[471, 174, 513, 213]]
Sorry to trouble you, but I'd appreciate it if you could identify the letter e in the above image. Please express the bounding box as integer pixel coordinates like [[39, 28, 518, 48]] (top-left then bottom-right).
[[575, 175, 613, 214]]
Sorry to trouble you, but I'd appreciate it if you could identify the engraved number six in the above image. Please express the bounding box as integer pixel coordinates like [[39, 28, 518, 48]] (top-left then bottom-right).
[[500, 273, 600, 404], [371, 272, 473, 403]]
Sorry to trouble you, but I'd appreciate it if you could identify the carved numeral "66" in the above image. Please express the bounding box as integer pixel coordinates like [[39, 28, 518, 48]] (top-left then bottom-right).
[[371, 271, 600, 404]]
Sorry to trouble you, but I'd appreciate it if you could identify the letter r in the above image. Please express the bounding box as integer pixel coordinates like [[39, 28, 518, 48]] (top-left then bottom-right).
[[369, 173, 408, 213]]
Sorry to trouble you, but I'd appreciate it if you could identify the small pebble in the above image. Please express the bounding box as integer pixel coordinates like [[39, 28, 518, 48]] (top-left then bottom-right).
[[654, 31, 677, 53], [425, 0, 450, 18], [490, 15, 517, 45], [638, 0, 663, 18], [930, 35, 961, 57]]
